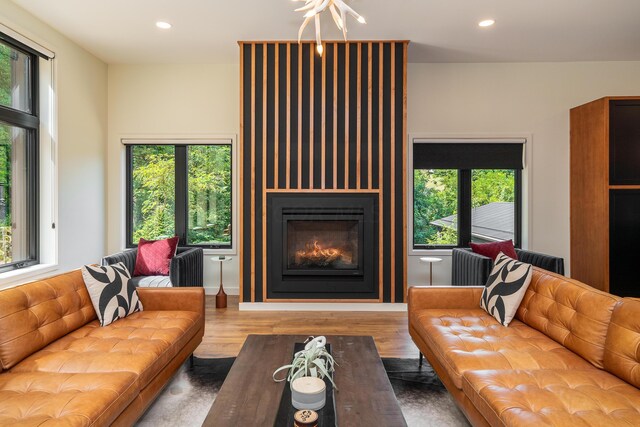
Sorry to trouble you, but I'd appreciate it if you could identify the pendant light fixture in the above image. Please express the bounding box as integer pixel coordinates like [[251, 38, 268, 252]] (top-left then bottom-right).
[[293, 0, 366, 56]]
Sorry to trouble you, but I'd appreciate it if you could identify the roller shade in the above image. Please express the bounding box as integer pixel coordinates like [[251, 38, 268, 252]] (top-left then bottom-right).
[[413, 140, 525, 170]]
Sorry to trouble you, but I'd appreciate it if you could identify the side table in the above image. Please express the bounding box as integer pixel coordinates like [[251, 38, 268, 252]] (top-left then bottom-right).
[[211, 256, 233, 308], [419, 257, 442, 286]]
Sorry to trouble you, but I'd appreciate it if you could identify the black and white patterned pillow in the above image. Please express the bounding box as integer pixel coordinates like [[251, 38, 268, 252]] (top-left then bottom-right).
[[480, 252, 532, 326], [81, 263, 143, 327]]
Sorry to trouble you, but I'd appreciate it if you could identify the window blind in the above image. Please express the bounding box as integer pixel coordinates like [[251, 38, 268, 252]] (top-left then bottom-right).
[[413, 140, 525, 170]]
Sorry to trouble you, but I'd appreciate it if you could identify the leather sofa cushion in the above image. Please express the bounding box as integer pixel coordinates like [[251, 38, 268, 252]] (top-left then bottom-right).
[[604, 298, 640, 388], [412, 308, 595, 389], [11, 310, 201, 390], [0, 270, 97, 371], [516, 268, 620, 368], [0, 371, 138, 427], [463, 369, 640, 427]]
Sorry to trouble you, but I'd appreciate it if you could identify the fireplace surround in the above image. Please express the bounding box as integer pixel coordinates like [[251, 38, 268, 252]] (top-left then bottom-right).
[[268, 194, 378, 299]]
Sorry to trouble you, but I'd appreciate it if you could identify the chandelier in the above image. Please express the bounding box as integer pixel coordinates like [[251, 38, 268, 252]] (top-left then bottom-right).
[[293, 0, 366, 56]]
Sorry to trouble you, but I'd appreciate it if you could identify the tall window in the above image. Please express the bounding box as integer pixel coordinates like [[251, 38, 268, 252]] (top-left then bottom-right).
[[126, 142, 233, 249], [0, 34, 39, 272], [412, 140, 523, 249]]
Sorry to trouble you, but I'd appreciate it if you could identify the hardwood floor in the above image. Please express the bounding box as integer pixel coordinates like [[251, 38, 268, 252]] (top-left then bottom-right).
[[194, 296, 419, 359]]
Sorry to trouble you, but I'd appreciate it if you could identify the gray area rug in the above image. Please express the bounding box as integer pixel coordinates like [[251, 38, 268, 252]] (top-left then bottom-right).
[[136, 357, 469, 427]]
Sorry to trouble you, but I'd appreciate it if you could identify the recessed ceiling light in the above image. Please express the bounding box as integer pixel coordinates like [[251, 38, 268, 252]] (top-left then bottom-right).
[[156, 21, 172, 30], [479, 19, 495, 27]]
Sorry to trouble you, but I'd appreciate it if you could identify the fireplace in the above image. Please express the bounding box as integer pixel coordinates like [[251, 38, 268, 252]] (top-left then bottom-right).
[[268, 194, 378, 299]]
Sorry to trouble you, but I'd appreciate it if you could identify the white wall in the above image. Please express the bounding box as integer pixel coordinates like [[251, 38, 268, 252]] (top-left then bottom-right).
[[0, 1, 107, 287], [407, 61, 640, 286], [107, 64, 240, 294], [106, 60, 640, 292]]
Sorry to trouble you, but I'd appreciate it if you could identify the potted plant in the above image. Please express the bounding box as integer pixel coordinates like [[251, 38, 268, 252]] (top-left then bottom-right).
[[273, 336, 338, 390]]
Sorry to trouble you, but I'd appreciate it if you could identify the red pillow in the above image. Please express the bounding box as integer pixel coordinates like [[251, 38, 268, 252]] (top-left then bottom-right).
[[133, 237, 179, 276], [469, 240, 518, 261]]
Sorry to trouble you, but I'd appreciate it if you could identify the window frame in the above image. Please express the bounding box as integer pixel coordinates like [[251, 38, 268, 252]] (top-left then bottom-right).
[[409, 137, 527, 253], [125, 139, 235, 250], [0, 33, 40, 273]]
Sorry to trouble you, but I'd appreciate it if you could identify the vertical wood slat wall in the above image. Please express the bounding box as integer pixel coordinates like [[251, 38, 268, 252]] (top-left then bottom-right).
[[240, 41, 408, 303]]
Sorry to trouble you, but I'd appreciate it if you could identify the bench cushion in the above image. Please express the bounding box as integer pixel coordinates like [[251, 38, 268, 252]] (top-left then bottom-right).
[[463, 369, 640, 427], [11, 310, 200, 390], [412, 308, 594, 389], [131, 276, 173, 288], [0, 371, 137, 427]]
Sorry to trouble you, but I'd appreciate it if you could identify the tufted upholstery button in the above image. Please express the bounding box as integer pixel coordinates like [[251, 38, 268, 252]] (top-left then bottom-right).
[[412, 308, 595, 389], [515, 268, 621, 369], [11, 311, 200, 390], [0, 270, 97, 371], [0, 371, 138, 426], [463, 369, 640, 427]]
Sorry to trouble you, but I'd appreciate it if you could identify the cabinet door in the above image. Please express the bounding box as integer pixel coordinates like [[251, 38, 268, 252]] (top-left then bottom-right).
[[610, 100, 640, 185], [610, 190, 640, 297]]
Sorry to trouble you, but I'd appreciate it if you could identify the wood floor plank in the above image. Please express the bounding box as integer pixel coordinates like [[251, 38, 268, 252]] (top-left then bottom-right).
[[195, 296, 417, 359]]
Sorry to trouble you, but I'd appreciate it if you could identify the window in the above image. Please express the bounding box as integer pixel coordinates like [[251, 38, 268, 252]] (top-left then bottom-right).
[[126, 142, 233, 249], [0, 34, 40, 272], [412, 140, 523, 249]]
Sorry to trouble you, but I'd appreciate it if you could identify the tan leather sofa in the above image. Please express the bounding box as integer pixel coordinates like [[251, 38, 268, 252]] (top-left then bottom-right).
[[409, 267, 640, 427], [0, 269, 205, 426]]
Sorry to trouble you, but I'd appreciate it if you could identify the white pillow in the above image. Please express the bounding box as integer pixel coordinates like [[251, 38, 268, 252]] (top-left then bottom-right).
[[81, 262, 143, 327], [480, 252, 532, 326]]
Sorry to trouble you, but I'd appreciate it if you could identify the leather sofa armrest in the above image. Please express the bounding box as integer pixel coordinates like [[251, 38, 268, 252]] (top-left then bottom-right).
[[170, 248, 204, 287], [136, 287, 205, 316], [408, 286, 485, 312]]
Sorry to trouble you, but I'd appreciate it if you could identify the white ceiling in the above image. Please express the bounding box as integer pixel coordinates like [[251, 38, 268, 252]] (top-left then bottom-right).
[[10, 0, 640, 64]]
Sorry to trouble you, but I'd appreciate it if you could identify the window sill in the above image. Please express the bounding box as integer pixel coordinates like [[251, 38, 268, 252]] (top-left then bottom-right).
[[203, 248, 236, 256], [0, 263, 59, 289], [409, 248, 453, 257]]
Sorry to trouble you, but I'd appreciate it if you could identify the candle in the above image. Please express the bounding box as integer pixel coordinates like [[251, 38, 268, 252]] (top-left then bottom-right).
[[294, 409, 318, 427], [291, 377, 326, 411]]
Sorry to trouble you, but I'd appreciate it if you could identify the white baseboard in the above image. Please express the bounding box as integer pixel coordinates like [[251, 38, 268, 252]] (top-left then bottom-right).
[[239, 302, 407, 312]]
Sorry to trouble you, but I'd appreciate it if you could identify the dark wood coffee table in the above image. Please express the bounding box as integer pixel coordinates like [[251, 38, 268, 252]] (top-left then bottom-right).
[[202, 335, 406, 426]]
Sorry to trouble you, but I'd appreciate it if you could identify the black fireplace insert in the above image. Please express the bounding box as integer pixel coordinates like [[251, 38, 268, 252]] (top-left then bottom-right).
[[267, 194, 378, 299]]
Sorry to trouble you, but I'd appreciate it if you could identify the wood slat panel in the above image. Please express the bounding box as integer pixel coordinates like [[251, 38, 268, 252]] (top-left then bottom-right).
[[390, 43, 396, 302], [378, 42, 384, 301], [274, 43, 279, 189], [286, 43, 291, 189], [240, 41, 408, 303], [345, 46, 350, 188], [368, 42, 373, 189], [250, 43, 256, 302], [239, 43, 245, 303], [309, 46, 314, 189], [333, 43, 338, 189], [356, 43, 362, 190], [262, 44, 268, 302], [402, 42, 408, 300], [298, 44, 303, 189], [322, 43, 327, 189]]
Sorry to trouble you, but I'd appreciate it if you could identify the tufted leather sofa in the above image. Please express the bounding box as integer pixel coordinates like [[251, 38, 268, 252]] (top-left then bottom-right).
[[0, 269, 205, 426], [408, 267, 640, 426]]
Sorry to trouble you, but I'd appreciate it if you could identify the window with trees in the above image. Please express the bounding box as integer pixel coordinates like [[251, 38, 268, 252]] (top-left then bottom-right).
[[412, 140, 524, 249], [126, 142, 233, 249], [0, 34, 40, 272]]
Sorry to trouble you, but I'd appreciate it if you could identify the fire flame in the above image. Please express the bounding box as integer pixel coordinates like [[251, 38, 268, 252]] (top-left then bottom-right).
[[295, 240, 343, 265]]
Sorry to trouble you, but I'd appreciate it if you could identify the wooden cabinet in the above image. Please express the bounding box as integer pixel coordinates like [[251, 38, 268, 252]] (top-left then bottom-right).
[[570, 97, 640, 297]]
